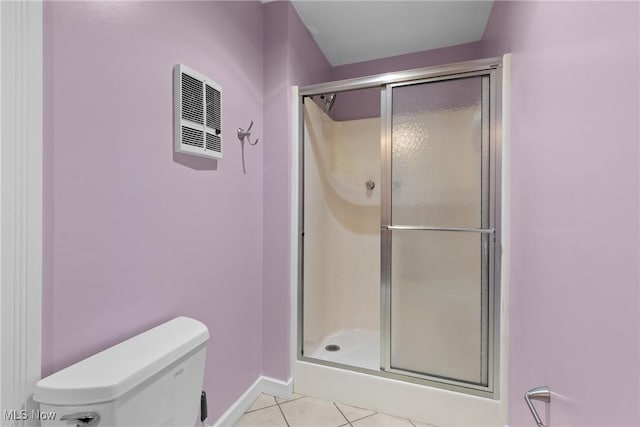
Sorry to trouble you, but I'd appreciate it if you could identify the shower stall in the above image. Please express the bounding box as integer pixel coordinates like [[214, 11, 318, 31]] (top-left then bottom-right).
[[294, 57, 504, 422]]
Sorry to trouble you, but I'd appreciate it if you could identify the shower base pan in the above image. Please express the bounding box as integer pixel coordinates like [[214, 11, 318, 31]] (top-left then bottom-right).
[[298, 327, 502, 426], [308, 329, 379, 371]]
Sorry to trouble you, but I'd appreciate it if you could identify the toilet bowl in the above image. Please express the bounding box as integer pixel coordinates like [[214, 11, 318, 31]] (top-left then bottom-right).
[[33, 317, 209, 426]]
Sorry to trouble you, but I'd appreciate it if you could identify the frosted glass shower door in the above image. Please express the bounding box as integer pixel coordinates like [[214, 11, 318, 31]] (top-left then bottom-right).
[[382, 74, 496, 389]]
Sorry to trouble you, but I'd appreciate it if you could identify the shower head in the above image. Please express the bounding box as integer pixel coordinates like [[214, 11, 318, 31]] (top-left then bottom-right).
[[320, 93, 337, 113]]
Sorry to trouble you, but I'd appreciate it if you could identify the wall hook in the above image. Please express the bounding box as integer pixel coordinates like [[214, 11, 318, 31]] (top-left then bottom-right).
[[525, 386, 550, 427], [237, 120, 259, 146]]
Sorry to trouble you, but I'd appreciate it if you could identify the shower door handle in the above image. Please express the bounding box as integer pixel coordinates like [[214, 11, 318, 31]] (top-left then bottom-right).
[[381, 225, 495, 233], [525, 386, 550, 427]]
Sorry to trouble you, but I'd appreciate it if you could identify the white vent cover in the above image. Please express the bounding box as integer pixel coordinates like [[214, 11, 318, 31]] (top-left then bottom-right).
[[174, 64, 222, 159]]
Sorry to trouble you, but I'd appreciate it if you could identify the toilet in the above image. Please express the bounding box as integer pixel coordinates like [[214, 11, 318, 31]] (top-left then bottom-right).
[[33, 317, 209, 426]]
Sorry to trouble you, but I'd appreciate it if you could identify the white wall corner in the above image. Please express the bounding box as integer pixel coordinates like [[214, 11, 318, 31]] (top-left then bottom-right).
[[0, 1, 43, 425]]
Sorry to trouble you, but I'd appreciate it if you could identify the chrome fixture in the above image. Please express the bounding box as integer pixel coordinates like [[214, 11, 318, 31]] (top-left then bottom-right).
[[366, 180, 375, 190], [382, 225, 495, 233], [525, 386, 551, 427], [237, 120, 259, 146], [237, 120, 259, 174], [319, 93, 337, 113], [60, 411, 100, 426]]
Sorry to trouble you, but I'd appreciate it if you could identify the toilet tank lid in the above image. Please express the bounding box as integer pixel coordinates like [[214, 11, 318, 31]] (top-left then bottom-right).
[[33, 317, 209, 406]]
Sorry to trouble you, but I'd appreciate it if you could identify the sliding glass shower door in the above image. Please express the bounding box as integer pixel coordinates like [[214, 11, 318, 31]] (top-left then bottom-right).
[[381, 73, 497, 389], [298, 58, 501, 397]]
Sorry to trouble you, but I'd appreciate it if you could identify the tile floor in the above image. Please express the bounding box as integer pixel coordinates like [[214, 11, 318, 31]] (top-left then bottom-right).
[[235, 393, 437, 427]]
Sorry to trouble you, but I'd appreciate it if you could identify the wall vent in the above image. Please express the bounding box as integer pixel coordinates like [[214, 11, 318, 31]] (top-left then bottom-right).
[[174, 64, 222, 159]]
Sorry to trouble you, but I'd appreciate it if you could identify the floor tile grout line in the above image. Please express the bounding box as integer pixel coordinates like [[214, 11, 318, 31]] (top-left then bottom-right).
[[244, 403, 278, 414], [276, 400, 290, 427], [277, 396, 305, 406], [247, 394, 401, 427], [349, 412, 378, 423], [333, 402, 353, 426]]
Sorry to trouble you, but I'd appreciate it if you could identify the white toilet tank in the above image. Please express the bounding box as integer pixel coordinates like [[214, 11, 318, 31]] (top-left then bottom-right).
[[34, 317, 209, 426]]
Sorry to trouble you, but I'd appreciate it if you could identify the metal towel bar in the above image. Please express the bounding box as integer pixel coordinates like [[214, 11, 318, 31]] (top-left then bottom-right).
[[382, 225, 495, 233]]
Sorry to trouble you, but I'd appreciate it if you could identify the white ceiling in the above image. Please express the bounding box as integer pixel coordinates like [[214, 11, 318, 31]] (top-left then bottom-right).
[[291, 1, 494, 66]]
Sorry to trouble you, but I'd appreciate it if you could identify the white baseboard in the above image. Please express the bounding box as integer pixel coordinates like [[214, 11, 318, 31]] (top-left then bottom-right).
[[211, 377, 261, 427], [211, 376, 293, 427], [260, 376, 293, 399]]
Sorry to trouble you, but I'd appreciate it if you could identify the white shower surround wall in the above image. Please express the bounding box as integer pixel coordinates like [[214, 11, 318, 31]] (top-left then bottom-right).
[[302, 100, 380, 357], [290, 53, 510, 427]]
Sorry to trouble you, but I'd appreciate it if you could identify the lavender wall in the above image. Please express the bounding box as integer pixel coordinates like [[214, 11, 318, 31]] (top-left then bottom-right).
[[480, 2, 640, 425], [330, 42, 482, 121], [331, 41, 482, 80], [43, 2, 640, 425], [43, 1, 264, 420], [262, 1, 331, 380]]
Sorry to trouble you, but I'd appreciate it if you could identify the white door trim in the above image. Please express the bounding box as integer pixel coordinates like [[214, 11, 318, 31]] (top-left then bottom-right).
[[289, 86, 299, 379], [1, 1, 43, 424]]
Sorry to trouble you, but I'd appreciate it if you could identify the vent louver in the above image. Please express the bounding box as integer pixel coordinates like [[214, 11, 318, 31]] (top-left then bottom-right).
[[206, 85, 221, 130], [182, 127, 204, 148], [206, 133, 221, 152], [174, 64, 222, 159], [181, 74, 204, 125]]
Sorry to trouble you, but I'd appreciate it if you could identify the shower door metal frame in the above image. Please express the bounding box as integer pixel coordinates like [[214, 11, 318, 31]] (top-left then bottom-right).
[[381, 69, 499, 394], [297, 57, 503, 399]]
